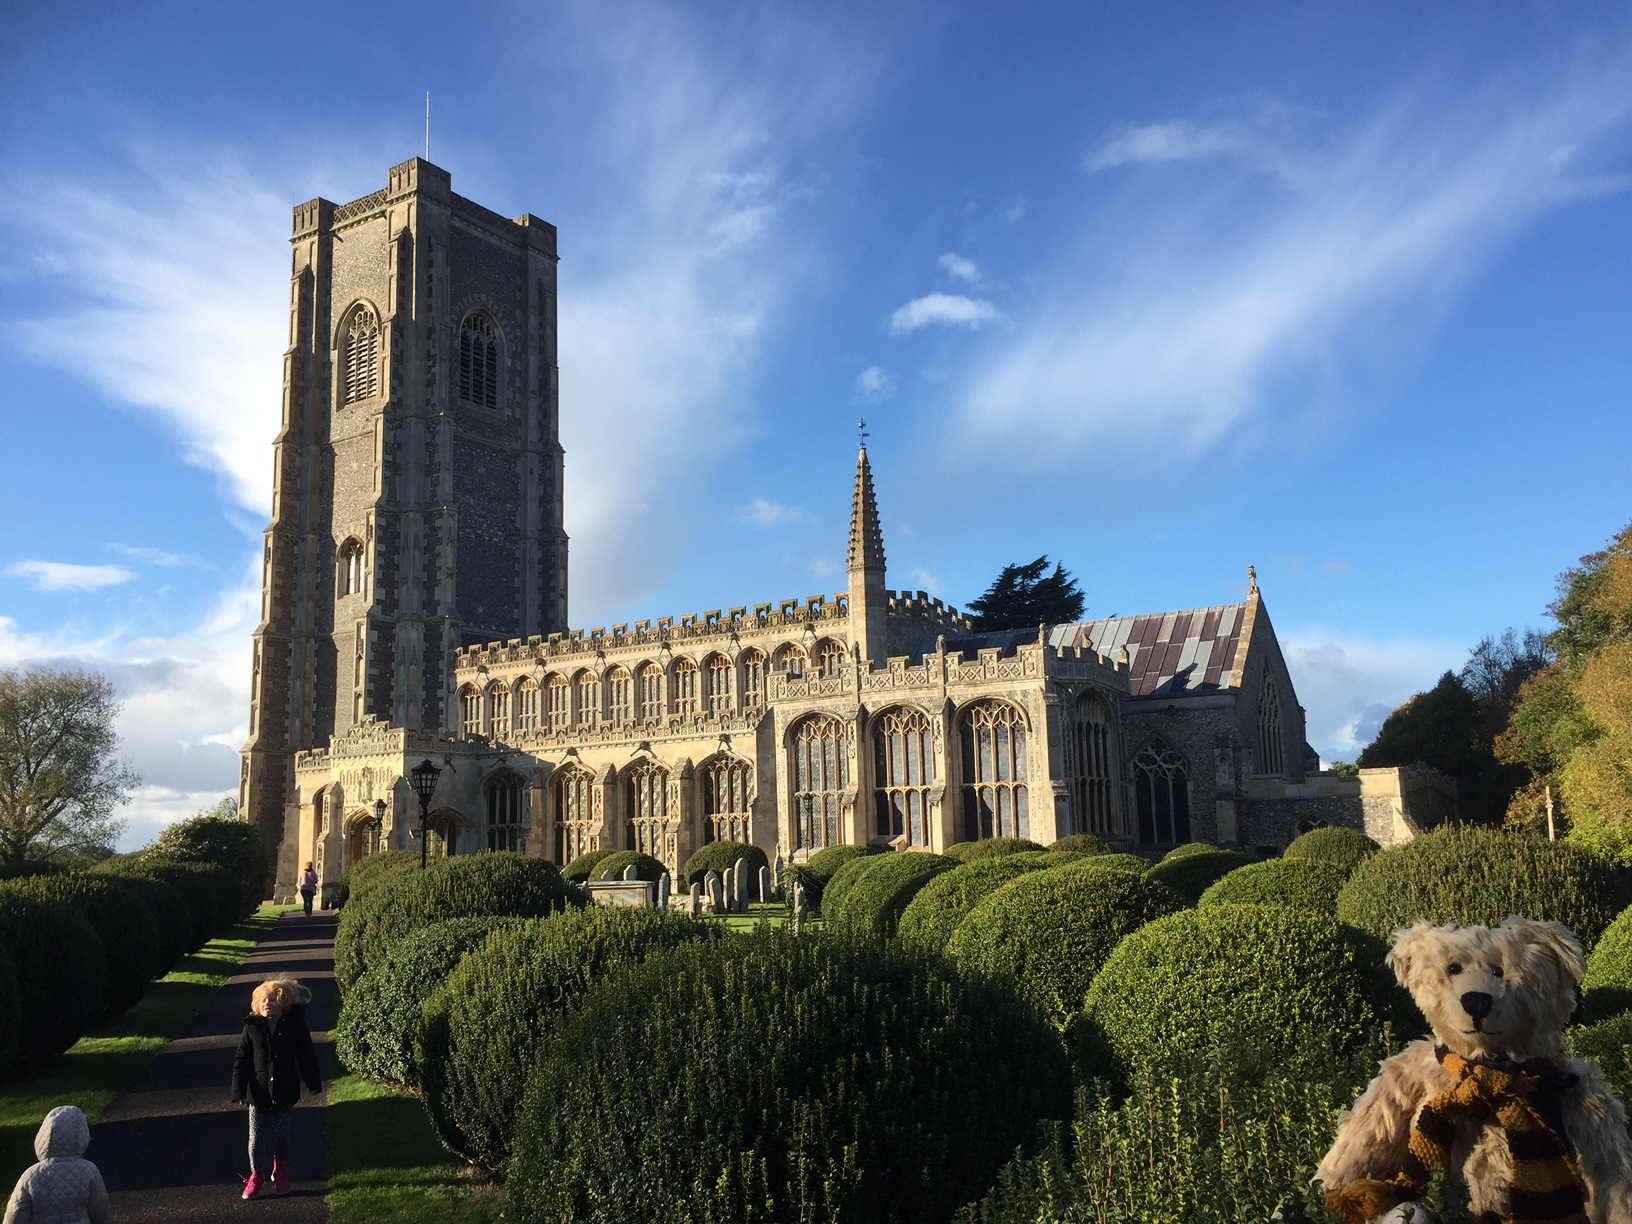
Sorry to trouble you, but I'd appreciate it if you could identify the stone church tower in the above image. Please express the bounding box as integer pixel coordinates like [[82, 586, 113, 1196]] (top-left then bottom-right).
[[239, 158, 568, 881]]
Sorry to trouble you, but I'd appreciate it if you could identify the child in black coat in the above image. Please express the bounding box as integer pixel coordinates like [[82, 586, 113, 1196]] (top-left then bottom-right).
[[230, 978, 322, 1199]]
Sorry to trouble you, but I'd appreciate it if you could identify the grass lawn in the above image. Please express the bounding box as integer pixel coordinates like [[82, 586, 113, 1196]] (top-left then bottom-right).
[[709, 900, 792, 933], [0, 902, 294, 1189]]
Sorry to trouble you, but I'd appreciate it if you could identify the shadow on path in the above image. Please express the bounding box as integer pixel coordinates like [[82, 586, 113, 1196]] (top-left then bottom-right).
[[90, 912, 337, 1222]]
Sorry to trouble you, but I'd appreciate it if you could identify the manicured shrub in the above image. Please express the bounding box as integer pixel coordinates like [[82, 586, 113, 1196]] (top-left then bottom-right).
[[949, 861, 1186, 1026], [1146, 848, 1254, 903], [0, 863, 65, 882], [0, 892, 106, 1066], [786, 844, 882, 908], [1048, 833, 1110, 855], [150, 815, 270, 914], [506, 927, 1072, 1224], [1068, 852, 1150, 874], [418, 908, 716, 1171], [1198, 859, 1349, 914], [334, 852, 581, 992], [335, 916, 519, 1087], [1283, 826, 1380, 877], [1582, 905, 1632, 1022], [1335, 826, 1632, 951], [830, 852, 954, 937], [335, 850, 419, 909], [590, 850, 664, 882], [1, 876, 163, 1017], [1569, 1011, 1632, 1108], [561, 848, 617, 884], [897, 857, 1046, 950], [819, 852, 887, 924], [944, 837, 1045, 863], [1160, 842, 1219, 862], [94, 874, 191, 972], [682, 840, 768, 889], [1084, 904, 1412, 1081], [96, 857, 241, 948], [1010, 849, 1093, 868]]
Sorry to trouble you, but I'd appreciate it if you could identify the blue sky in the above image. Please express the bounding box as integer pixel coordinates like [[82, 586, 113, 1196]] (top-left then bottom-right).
[[1, 2, 1629, 847]]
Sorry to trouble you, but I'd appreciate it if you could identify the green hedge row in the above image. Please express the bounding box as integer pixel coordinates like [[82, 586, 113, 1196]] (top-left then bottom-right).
[[1283, 827, 1379, 876], [682, 840, 768, 889], [0, 892, 104, 1069], [561, 848, 617, 884], [1048, 834, 1111, 855], [1145, 848, 1254, 903], [335, 850, 420, 909], [828, 853, 954, 937], [590, 850, 665, 883], [786, 844, 881, 909], [944, 837, 1044, 863], [1, 876, 163, 1017], [897, 857, 1046, 950], [1198, 859, 1348, 914]]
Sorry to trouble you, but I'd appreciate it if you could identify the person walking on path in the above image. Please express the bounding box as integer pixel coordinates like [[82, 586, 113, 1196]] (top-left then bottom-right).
[[3, 1105, 112, 1224], [297, 863, 318, 917], [229, 979, 322, 1200]]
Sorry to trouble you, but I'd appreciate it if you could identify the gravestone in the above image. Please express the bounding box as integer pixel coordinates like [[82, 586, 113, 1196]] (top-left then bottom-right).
[[723, 867, 737, 913], [705, 870, 723, 914], [733, 858, 749, 912], [791, 879, 806, 933], [657, 872, 671, 909], [622, 863, 640, 882], [689, 880, 703, 915], [758, 866, 771, 908]]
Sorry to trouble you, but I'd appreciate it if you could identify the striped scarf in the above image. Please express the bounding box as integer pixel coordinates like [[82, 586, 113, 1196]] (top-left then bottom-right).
[[1388, 1045, 1587, 1224]]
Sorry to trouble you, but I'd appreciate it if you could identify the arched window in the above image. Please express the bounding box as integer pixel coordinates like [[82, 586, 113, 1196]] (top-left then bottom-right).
[[874, 707, 935, 846], [672, 658, 699, 716], [706, 654, 733, 715], [816, 639, 847, 679], [575, 671, 598, 725], [1258, 672, 1285, 776], [776, 644, 807, 679], [514, 678, 539, 733], [606, 667, 633, 723], [459, 685, 482, 738], [739, 649, 765, 709], [337, 539, 365, 597], [554, 767, 596, 864], [703, 756, 752, 844], [342, 305, 379, 403], [792, 716, 847, 852], [638, 663, 664, 722], [547, 674, 569, 729], [1070, 693, 1115, 837], [426, 811, 460, 857], [1133, 742, 1191, 846], [624, 761, 672, 867], [458, 313, 500, 409], [485, 772, 525, 852], [488, 683, 511, 741], [344, 809, 382, 868], [960, 701, 1029, 841]]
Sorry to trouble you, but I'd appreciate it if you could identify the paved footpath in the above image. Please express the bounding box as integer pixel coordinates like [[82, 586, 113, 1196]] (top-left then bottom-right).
[[89, 912, 337, 1221]]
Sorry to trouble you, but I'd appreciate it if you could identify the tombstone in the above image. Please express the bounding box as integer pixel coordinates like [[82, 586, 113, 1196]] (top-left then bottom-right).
[[773, 854, 784, 896], [723, 867, 737, 914], [791, 879, 806, 932], [657, 872, 671, 910], [705, 870, 723, 914], [622, 863, 640, 882], [757, 866, 771, 909], [733, 858, 749, 912], [689, 880, 703, 915]]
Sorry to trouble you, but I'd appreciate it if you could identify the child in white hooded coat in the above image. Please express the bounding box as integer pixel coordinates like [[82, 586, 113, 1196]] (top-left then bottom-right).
[[3, 1105, 111, 1224]]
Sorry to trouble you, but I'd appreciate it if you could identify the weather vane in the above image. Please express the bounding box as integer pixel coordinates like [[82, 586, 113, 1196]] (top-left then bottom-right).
[[858, 419, 869, 444]]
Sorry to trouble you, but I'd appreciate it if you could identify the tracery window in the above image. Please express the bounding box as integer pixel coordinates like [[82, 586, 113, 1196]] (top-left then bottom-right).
[[792, 716, 847, 853], [606, 667, 633, 723], [337, 539, 365, 597], [816, 639, 847, 680], [739, 649, 765, 709], [342, 305, 379, 403], [706, 654, 733, 715], [1257, 672, 1285, 776], [554, 767, 596, 864], [1133, 741, 1191, 845], [547, 674, 569, 729], [514, 678, 539, 733], [624, 761, 673, 867], [638, 663, 664, 722], [776, 644, 807, 679], [426, 812, 460, 857], [672, 659, 699, 716], [575, 671, 598, 725], [960, 701, 1029, 841], [459, 685, 482, 738], [488, 684, 511, 741], [874, 707, 935, 846], [1070, 693, 1115, 837], [458, 313, 500, 409], [485, 772, 525, 852], [703, 756, 752, 845]]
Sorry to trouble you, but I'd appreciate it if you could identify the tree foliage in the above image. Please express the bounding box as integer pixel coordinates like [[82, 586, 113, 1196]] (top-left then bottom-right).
[[0, 668, 137, 864], [966, 556, 1085, 632]]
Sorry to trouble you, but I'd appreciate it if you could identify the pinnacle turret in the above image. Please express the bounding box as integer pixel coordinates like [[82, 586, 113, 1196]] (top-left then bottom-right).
[[846, 445, 886, 574]]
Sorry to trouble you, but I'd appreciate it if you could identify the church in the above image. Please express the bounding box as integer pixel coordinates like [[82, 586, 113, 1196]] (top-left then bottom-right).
[[237, 159, 1457, 903]]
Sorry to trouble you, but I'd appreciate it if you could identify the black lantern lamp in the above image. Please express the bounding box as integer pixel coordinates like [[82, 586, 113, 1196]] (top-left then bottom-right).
[[370, 798, 387, 856], [410, 758, 442, 869]]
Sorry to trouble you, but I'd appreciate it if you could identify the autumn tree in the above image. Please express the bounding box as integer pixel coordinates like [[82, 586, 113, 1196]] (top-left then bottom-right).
[[966, 556, 1085, 632], [0, 667, 138, 864]]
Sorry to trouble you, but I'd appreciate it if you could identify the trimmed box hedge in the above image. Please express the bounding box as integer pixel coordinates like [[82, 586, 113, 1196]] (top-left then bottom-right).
[[1283, 827, 1380, 877], [682, 840, 768, 889], [0, 950, 19, 1076], [1, 875, 163, 1017], [829, 852, 955, 937], [561, 848, 617, 884], [1198, 859, 1349, 914], [150, 814, 270, 913], [787, 844, 881, 909], [944, 837, 1044, 863], [0, 892, 106, 1067], [1583, 905, 1632, 1022], [335, 849, 420, 909], [1146, 848, 1254, 903], [94, 873, 191, 973], [897, 857, 1048, 950], [590, 850, 665, 883], [96, 857, 241, 949], [1048, 834, 1110, 855], [819, 852, 889, 924]]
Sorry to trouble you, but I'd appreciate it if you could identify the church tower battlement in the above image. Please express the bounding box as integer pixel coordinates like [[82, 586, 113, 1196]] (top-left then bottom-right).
[[241, 158, 568, 890]]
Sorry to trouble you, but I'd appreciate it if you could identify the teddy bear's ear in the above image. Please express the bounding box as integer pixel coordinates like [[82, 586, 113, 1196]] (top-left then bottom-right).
[[1387, 922, 1437, 988], [1502, 915, 1585, 991]]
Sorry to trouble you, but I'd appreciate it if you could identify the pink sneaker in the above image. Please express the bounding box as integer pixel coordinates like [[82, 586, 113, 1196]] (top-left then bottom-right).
[[241, 1172, 262, 1199], [271, 1158, 290, 1196]]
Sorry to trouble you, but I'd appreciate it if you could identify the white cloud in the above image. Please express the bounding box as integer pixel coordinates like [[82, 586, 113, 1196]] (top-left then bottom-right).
[[1282, 631, 1462, 761], [853, 364, 895, 402], [112, 545, 198, 567], [6, 560, 135, 592], [890, 293, 1001, 335], [938, 252, 980, 282], [734, 498, 810, 527], [1085, 119, 1304, 183]]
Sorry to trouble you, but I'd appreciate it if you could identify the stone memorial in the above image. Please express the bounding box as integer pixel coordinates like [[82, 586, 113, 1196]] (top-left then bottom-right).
[[705, 870, 723, 914]]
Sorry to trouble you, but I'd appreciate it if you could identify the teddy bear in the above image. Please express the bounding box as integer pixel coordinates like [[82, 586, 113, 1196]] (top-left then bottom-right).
[[1316, 915, 1632, 1224]]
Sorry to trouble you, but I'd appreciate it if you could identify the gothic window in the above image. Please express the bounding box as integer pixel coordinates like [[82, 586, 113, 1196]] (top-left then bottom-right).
[[547, 674, 569, 729], [575, 670, 598, 725], [554, 767, 596, 864], [1070, 693, 1115, 837], [342, 305, 379, 403], [816, 639, 847, 679], [625, 761, 671, 865], [459, 685, 482, 738], [606, 667, 633, 723], [703, 756, 752, 845], [514, 678, 539, 733], [638, 663, 664, 722], [873, 707, 935, 846], [344, 810, 382, 869], [792, 716, 847, 853], [337, 539, 365, 597], [1133, 742, 1191, 846], [960, 701, 1030, 841], [488, 683, 511, 741], [776, 644, 807, 679], [1258, 672, 1285, 776], [672, 658, 699, 716], [739, 649, 765, 709], [426, 811, 460, 857], [706, 654, 733, 715], [485, 771, 525, 852], [458, 312, 500, 409]]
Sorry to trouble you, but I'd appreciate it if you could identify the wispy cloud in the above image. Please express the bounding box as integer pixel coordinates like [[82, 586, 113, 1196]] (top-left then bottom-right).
[[6, 560, 135, 592], [1085, 118, 1306, 184], [1282, 631, 1462, 761], [938, 252, 980, 282], [890, 293, 1001, 335], [853, 365, 895, 402], [735, 498, 810, 527], [112, 545, 200, 567]]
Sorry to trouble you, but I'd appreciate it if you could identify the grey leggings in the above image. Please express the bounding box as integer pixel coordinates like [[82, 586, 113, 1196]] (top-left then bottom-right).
[[248, 1102, 292, 1176]]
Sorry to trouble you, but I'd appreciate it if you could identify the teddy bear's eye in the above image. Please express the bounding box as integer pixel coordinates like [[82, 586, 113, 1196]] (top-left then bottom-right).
[[1491, 966, 1503, 978], [1446, 962, 1462, 976]]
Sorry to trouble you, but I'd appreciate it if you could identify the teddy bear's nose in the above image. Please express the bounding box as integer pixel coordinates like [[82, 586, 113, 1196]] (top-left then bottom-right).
[[1461, 991, 1494, 1022]]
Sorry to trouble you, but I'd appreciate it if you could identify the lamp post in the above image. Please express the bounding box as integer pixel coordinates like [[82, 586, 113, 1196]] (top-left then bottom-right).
[[371, 798, 386, 856], [410, 758, 441, 869]]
